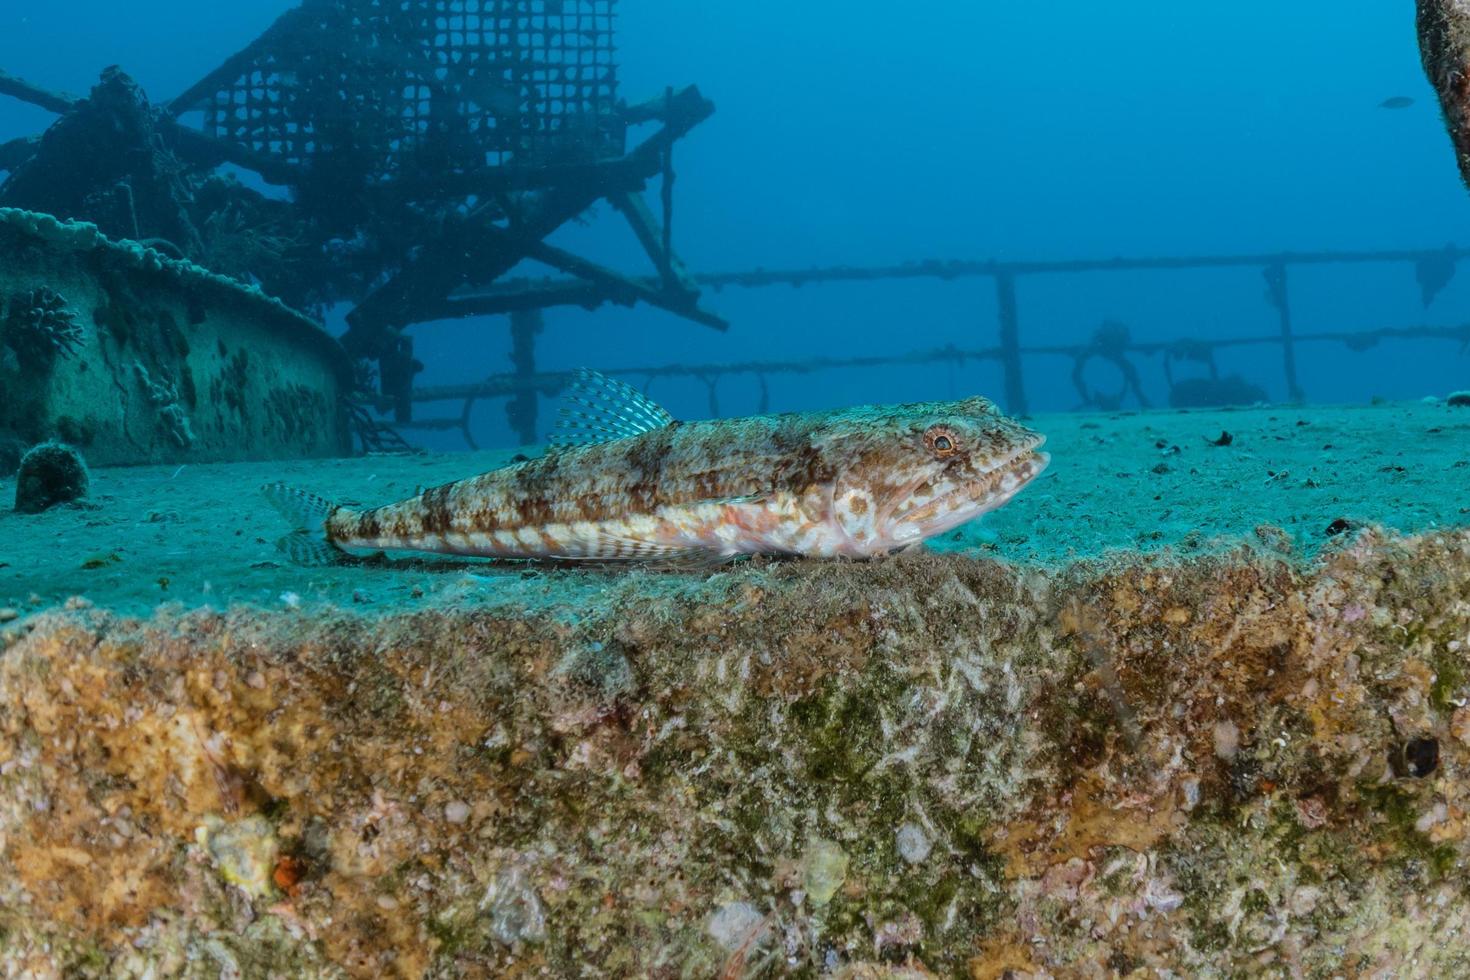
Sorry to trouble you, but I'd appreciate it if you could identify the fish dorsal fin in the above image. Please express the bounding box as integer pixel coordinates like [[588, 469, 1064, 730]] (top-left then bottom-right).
[[550, 369, 675, 449]]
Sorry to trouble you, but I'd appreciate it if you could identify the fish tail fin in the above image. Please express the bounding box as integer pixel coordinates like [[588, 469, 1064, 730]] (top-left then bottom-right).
[[261, 483, 350, 566]]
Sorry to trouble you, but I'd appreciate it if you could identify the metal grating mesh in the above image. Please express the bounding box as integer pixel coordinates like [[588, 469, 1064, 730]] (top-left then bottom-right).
[[202, 0, 623, 184]]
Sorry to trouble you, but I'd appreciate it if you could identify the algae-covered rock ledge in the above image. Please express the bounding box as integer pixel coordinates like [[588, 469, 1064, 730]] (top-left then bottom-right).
[[3, 528, 1470, 976]]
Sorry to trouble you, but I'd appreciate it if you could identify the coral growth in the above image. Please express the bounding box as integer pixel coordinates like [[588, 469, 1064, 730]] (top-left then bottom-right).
[[132, 361, 196, 449], [12, 441, 88, 513], [2, 530, 1470, 974], [3, 287, 83, 368]]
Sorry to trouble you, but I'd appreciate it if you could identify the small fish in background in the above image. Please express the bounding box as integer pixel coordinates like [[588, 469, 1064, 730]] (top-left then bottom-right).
[[263, 369, 1049, 568], [1379, 96, 1415, 109]]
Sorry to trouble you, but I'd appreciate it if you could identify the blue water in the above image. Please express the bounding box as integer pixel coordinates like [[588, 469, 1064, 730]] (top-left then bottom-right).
[[2, 1, 1466, 450]]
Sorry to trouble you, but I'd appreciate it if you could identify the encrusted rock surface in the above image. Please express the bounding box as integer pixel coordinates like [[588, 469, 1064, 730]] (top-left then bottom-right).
[[3, 529, 1470, 976]]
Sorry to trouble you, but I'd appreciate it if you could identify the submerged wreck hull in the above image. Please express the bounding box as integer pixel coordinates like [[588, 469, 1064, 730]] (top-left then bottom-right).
[[3, 529, 1470, 976], [0, 209, 351, 468]]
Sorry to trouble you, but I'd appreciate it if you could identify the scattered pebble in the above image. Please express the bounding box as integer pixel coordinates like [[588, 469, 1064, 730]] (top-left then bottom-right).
[[444, 800, 471, 824], [0, 608, 17, 623], [706, 901, 764, 951], [1180, 776, 1201, 810], [1142, 876, 1185, 914], [801, 838, 849, 908], [1212, 720, 1240, 761], [482, 867, 547, 946], [1295, 796, 1328, 829], [895, 822, 931, 865], [1452, 707, 1470, 746], [195, 815, 280, 898], [872, 912, 924, 953]]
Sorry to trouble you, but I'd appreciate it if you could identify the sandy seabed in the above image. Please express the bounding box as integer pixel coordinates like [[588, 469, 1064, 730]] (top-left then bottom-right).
[[2, 400, 1470, 977], [2, 400, 1466, 616]]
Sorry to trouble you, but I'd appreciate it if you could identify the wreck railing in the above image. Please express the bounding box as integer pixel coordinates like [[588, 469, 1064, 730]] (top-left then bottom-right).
[[396, 245, 1470, 448], [398, 318, 1470, 451], [688, 247, 1470, 413]]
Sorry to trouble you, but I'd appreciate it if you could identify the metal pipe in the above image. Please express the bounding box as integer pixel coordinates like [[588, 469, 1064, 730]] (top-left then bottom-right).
[[506, 309, 542, 446], [406, 322, 1469, 405], [994, 272, 1028, 415]]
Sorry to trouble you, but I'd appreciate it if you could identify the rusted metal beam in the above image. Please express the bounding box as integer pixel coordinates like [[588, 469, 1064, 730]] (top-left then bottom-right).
[[389, 319, 1470, 448], [506, 309, 542, 446], [410, 344, 1002, 405], [993, 272, 1028, 416], [454, 283, 604, 313], [660, 87, 676, 270], [341, 86, 717, 423], [408, 322, 1470, 406], [376, 158, 660, 201], [411, 226, 727, 329], [609, 189, 700, 296], [0, 66, 301, 185], [0, 68, 76, 115], [433, 246, 1470, 303], [620, 91, 688, 126], [692, 248, 1470, 290], [1262, 263, 1305, 402], [523, 239, 728, 331], [345, 85, 716, 342], [441, 279, 616, 315]]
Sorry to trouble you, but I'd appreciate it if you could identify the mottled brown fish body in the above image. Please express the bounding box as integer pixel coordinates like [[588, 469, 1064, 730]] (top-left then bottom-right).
[[267, 371, 1049, 566], [328, 415, 824, 559]]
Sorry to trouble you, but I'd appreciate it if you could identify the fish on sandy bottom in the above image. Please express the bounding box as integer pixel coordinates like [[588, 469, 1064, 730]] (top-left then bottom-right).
[[264, 369, 1049, 569]]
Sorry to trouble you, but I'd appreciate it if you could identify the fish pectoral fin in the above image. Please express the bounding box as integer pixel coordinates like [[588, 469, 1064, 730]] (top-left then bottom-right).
[[636, 546, 738, 573], [547, 533, 733, 572], [276, 531, 344, 567], [548, 368, 676, 449], [262, 483, 349, 566]]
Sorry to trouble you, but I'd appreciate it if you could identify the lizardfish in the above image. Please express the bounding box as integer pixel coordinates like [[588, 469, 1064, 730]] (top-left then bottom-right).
[[264, 369, 1048, 567]]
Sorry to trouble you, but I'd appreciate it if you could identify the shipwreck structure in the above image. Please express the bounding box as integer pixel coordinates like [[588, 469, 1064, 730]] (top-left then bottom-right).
[[0, 208, 351, 467], [0, 0, 722, 460]]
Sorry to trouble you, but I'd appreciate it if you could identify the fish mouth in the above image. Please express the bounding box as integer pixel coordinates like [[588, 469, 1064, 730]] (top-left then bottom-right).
[[891, 443, 1050, 531]]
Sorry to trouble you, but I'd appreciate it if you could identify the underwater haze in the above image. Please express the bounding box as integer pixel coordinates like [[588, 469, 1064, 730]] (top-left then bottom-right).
[[10, 6, 1470, 974], [0, 0, 1466, 447]]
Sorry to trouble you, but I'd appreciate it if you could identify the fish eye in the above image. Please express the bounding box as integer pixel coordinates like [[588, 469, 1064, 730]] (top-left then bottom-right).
[[924, 426, 961, 458]]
